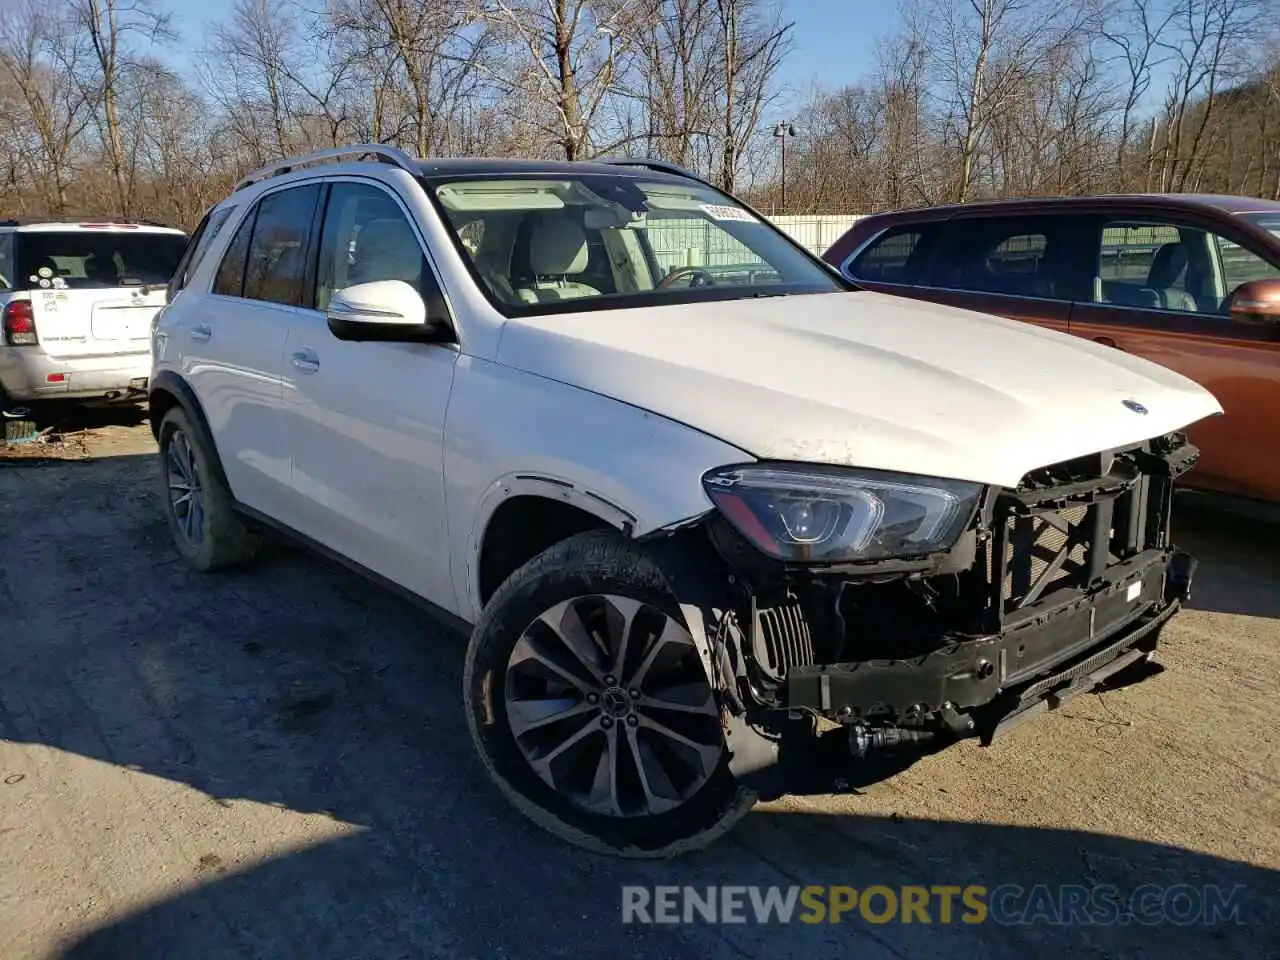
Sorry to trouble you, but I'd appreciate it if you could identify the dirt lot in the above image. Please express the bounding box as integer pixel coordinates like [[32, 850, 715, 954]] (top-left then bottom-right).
[[2, 412, 1278, 960]]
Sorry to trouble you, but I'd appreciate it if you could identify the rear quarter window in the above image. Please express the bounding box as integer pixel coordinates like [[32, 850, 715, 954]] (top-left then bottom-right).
[[170, 207, 236, 298]]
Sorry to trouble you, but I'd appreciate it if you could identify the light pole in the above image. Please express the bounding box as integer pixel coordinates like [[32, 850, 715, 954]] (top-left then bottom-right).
[[773, 121, 796, 213]]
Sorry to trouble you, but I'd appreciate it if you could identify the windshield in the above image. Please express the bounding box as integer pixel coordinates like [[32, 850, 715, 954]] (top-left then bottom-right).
[[427, 173, 843, 314], [1243, 213, 1280, 241], [16, 230, 188, 290]]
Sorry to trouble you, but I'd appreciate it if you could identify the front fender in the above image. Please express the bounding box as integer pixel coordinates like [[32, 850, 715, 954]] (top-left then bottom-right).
[[444, 357, 753, 621]]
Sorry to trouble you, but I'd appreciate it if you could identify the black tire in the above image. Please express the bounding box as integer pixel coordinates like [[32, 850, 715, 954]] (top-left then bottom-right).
[[157, 406, 260, 571], [1, 388, 37, 444], [463, 529, 755, 857]]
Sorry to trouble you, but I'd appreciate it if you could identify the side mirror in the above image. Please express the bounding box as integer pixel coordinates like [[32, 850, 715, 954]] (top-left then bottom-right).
[[1228, 278, 1280, 327], [326, 280, 453, 343]]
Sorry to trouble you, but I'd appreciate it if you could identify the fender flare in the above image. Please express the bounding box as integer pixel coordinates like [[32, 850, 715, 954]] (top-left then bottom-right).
[[460, 472, 638, 619], [148, 370, 230, 490]]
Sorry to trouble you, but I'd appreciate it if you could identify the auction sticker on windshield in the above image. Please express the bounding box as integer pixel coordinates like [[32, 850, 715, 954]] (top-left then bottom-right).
[[700, 203, 757, 223]]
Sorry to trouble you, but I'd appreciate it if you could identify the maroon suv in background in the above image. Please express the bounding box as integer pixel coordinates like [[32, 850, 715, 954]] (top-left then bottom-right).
[[823, 195, 1280, 504]]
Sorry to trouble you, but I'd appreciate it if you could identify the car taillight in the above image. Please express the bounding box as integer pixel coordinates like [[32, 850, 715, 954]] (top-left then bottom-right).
[[3, 300, 37, 345]]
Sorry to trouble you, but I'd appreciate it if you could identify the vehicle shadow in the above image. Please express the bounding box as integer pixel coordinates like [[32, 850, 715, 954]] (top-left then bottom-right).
[[30, 398, 149, 432], [1172, 498, 1280, 620], [55, 812, 1280, 960], [0, 454, 1275, 959]]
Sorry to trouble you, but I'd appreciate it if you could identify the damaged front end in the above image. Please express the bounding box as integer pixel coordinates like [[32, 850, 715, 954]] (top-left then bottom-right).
[[644, 434, 1200, 797]]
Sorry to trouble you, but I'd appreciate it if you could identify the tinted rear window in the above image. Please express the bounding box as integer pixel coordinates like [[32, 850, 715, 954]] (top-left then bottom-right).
[[846, 224, 941, 284], [16, 230, 188, 290]]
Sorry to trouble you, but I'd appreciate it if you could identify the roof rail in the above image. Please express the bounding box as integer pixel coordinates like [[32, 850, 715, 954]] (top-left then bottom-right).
[[233, 144, 420, 193], [596, 157, 714, 189]]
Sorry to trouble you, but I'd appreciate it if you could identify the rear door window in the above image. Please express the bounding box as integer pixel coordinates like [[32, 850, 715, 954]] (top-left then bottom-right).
[[242, 185, 322, 307], [15, 230, 187, 290], [932, 216, 1081, 300]]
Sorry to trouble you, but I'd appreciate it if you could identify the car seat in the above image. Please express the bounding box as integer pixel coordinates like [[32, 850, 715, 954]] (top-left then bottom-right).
[[515, 214, 601, 303], [1145, 243, 1198, 312], [83, 254, 118, 286]]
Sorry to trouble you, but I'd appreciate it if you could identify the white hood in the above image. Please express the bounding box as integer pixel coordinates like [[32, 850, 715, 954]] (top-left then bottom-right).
[[495, 291, 1223, 487]]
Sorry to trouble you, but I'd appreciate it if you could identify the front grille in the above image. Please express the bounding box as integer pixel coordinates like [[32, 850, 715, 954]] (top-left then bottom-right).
[[984, 440, 1172, 620]]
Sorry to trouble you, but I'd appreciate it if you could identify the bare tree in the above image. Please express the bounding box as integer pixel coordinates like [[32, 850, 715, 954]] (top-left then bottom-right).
[[712, 0, 790, 191], [204, 0, 305, 162], [626, 0, 721, 166], [0, 1, 95, 212], [1155, 0, 1264, 191], [66, 0, 173, 214], [0, 0, 1276, 226], [329, 0, 493, 156], [924, 0, 1086, 200], [1097, 0, 1179, 185], [480, 0, 633, 160], [878, 32, 934, 205]]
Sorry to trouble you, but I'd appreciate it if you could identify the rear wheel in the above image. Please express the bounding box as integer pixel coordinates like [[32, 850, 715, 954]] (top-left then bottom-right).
[[464, 530, 755, 857], [158, 406, 260, 571], [0, 388, 37, 444]]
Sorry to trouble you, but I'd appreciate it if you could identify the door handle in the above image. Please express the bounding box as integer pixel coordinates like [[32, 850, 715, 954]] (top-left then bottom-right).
[[189, 324, 212, 343], [291, 348, 320, 374]]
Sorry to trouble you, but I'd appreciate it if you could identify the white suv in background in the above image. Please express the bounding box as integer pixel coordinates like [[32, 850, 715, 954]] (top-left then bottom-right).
[[0, 219, 187, 412], [151, 145, 1221, 857]]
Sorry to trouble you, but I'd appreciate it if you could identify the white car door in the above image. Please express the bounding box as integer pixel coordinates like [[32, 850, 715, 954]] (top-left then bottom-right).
[[282, 179, 459, 611], [177, 183, 323, 520]]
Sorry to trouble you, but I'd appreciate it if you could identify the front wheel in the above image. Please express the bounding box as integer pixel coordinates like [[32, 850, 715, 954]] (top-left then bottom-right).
[[463, 530, 755, 857]]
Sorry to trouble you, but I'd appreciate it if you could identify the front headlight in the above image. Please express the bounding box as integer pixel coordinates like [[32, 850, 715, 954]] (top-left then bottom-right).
[[702, 464, 982, 563]]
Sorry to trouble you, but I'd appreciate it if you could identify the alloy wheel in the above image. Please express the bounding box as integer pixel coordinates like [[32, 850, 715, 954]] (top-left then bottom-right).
[[165, 428, 205, 546], [504, 594, 723, 818]]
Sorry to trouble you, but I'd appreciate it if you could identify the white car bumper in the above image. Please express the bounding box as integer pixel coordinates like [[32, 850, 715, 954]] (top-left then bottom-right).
[[0, 347, 150, 403]]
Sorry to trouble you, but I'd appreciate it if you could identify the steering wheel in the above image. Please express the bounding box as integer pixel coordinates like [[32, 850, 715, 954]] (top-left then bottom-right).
[[658, 266, 716, 289]]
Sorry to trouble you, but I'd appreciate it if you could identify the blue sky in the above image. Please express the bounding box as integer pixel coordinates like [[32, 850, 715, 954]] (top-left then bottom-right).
[[157, 0, 896, 98], [784, 0, 898, 92]]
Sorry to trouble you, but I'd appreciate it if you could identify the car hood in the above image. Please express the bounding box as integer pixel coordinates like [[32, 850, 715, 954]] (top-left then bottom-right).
[[495, 291, 1223, 487]]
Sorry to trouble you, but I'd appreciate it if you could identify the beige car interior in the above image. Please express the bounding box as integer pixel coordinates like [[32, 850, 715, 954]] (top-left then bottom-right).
[[318, 191, 424, 309], [457, 207, 659, 306]]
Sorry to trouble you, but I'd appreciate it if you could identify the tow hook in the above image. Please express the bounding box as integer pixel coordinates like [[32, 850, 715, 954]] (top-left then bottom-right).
[[847, 724, 936, 759]]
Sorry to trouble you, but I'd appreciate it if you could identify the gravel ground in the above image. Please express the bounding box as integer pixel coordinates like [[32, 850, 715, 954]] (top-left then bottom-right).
[[2, 413, 1278, 960]]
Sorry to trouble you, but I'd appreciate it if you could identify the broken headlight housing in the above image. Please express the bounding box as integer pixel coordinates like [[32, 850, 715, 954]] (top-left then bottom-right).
[[702, 464, 982, 563]]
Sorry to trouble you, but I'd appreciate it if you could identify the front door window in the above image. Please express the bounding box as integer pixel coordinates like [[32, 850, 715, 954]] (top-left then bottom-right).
[[1094, 220, 1280, 316]]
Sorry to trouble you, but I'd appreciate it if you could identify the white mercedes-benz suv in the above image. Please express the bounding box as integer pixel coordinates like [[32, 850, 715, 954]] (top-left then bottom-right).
[[150, 145, 1222, 857]]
